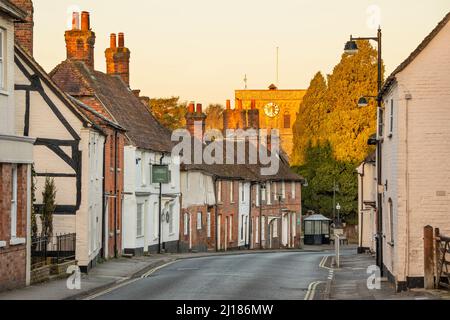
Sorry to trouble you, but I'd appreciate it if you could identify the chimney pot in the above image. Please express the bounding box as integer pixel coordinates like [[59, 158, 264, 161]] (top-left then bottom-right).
[[196, 103, 203, 114], [226, 100, 231, 110], [237, 99, 243, 110], [118, 33, 125, 47], [72, 12, 80, 30], [110, 33, 117, 49], [81, 11, 90, 31], [188, 103, 195, 113]]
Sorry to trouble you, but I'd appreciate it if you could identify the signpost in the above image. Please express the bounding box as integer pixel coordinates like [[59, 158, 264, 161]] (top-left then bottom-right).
[[153, 164, 170, 253]]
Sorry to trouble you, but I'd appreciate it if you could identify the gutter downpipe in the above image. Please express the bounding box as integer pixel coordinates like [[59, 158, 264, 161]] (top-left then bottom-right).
[[101, 134, 107, 259], [213, 176, 219, 252], [114, 130, 119, 259]]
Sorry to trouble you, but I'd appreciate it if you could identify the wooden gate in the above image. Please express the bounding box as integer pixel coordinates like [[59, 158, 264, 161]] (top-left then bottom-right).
[[435, 229, 450, 289]]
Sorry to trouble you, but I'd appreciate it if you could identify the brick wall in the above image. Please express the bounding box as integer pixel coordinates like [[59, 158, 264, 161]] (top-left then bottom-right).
[[180, 205, 215, 252], [0, 164, 28, 291], [9, 0, 34, 56]]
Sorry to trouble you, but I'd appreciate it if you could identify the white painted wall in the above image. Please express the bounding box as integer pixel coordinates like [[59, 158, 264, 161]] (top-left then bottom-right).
[[180, 170, 215, 209], [357, 161, 377, 252], [380, 19, 450, 283], [123, 147, 181, 252], [14, 53, 105, 268], [0, 18, 16, 136], [238, 182, 251, 247]]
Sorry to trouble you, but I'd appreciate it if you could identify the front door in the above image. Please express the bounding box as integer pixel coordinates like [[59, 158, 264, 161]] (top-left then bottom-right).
[[217, 215, 221, 250]]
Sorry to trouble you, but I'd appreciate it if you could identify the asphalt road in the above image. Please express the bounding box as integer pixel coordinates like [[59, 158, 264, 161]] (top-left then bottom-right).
[[94, 251, 331, 300]]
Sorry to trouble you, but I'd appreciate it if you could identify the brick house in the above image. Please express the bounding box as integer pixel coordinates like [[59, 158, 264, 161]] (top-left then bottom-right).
[[369, 12, 450, 291], [0, 0, 35, 291], [179, 100, 304, 252], [10, 0, 126, 273], [51, 13, 180, 258], [48, 12, 129, 268]]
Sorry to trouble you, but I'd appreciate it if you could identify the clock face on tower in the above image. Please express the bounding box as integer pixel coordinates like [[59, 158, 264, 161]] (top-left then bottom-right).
[[264, 102, 281, 118]]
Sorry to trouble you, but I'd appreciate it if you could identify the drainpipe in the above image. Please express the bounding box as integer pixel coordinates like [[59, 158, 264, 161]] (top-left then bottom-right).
[[358, 162, 367, 253], [213, 176, 219, 252], [404, 93, 412, 284], [248, 182, 253, 250], [114, 130, 119, 259], [101, 134, 107, 259]]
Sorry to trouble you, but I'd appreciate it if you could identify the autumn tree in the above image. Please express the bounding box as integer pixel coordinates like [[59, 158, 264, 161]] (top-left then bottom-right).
[[292, 72, 328, 165], [148, 97, 187, 131], [324, 40, 382, 163], [292, 40, 383, 223], [205, 104, 224, 131]]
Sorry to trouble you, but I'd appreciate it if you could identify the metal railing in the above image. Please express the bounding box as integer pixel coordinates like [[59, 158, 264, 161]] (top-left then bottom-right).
[[31, 233, 76, 269]]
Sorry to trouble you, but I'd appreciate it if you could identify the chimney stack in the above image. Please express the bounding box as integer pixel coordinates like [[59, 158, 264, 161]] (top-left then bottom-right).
[[10, 0, 34, 56], [186, 102, 206, 139], [105, 33, 131, 86], [65, 11, 96, 69], [247, 99, 260, 130]]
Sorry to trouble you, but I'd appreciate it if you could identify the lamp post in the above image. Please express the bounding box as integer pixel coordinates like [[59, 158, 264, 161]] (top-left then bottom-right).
[[336, 203, 341, 226], [344, 27, 384, 272]]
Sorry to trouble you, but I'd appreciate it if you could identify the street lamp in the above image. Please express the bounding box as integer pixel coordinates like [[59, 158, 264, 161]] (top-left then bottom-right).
[[344, 27, 384, 271], [336, 203, 341, 225]]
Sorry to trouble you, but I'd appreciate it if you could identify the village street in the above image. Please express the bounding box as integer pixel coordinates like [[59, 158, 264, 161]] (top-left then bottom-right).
[[89, 251, 333, 300]]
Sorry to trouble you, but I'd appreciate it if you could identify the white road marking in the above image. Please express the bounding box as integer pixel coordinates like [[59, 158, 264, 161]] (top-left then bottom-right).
[[83, 260, 180, 300]]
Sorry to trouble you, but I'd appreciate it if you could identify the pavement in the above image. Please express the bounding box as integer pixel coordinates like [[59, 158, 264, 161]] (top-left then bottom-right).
[[328, 249, 450, 300], [0, 246, 331, 301]]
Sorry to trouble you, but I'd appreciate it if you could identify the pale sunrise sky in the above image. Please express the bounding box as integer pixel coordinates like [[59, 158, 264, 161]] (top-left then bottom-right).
[[33, 0, 450, 106]]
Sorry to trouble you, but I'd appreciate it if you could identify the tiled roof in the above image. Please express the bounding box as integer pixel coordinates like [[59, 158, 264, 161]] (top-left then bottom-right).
[[50, 60, 174, 153], [381, 11, 450, 96], [181, 139, 304, 183]]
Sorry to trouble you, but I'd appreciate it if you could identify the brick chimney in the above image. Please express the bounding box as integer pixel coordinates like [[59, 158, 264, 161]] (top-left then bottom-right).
[[247, 100, 260, 130], [65, 11, 96, 69], [10, 0, 34, 56], [223, 100, 232, 132], [105, 33, 131, 86], [186, 102, 206, 140], [236, 99, 247, 129]]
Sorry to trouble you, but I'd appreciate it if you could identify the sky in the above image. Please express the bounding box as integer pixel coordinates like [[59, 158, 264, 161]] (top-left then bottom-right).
[[33, 0, 450, 106]]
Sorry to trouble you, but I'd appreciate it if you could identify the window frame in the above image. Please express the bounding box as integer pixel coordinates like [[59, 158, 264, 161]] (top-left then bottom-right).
[[197, 211, 202, 230], [11, 165, 18, 239], [136, 203, 144, 238], [0, 28, 5, 90], [389, 99, 394, 137]]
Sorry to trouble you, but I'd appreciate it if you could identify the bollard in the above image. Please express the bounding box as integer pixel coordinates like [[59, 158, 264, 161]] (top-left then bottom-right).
[[423, 226, 434, 289]]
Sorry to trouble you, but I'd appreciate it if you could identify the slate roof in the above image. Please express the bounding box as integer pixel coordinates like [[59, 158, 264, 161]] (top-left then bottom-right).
[[50, 60, 174, 153], [381, 11, 450, 96]]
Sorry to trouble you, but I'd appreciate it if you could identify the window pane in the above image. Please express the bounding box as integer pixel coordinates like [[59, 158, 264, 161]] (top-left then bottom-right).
[[197, 212, 202, 230], [314, 221, 321, 234], [322, 221, 329, 234], [305, 221, 313, 235], [136, 204, 143, 237]]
